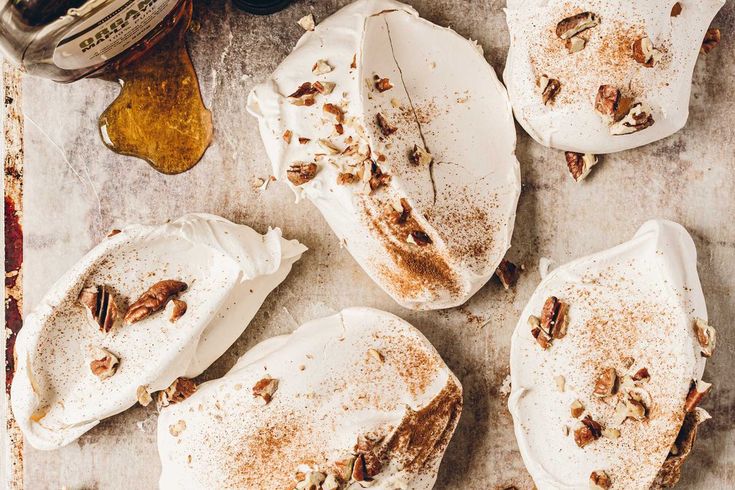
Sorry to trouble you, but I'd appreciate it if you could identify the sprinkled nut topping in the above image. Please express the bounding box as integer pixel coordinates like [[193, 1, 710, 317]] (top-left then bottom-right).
[[565, 37, 586, 54], [700, 28, 720, 54], [409, 230, 432, 246], [594, 85, 622, 120], [337, 172, 358, 185], [312, 59, 332, 75], [593, 367, 618, 397], [313, 81, 336, 95], [89, 346, 119, 380], [253, 376, 279, 405], [684, 379, 712, 412], [540, 296, 570, 340], [376, 113, 397, 136], [287, 163, 318, 186], [495, 259, 519, 290], [124, 280, 188, 325], [169, 299, 187, 323], [78, 285, 120, 333], [137, 385, 152, 407], [589, 470, 612, 489], [574, 415, 603, 448], [374, 75, 393, 92], [288, 82, 319, 106], [555, 375, 566, 392], [565, 152, 598, 182], [610, 102, 655, 135], [556, 12, 600, 40], [571, 399, 585, 418], [671, 2, 683, 16], [632, 37, 662, 67], [693, 318, 716, 357], [529, 315, 551, 350], [393, 198, 412, 224], [156, 377, 197, 410], [368, 162, 390, 191], [283, 130, 293, 144], [631, 367, 650, 381], [409, 144, 433, 166], [323, 103, 344, 123], [297, 13, 315, 31], [540, 76, 561, 105]]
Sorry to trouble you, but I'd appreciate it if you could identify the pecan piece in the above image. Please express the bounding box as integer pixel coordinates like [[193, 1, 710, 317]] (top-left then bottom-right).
[[540, 76, 561, 105], [570, 399, 585, 418], [610, 102, 654, 135], [169, 299, 187, 323], [282, 130, 293, 144], [369, 162, 390, 191], [312, 59, 332, 75], [693, 318, 716, 357], [565, 152, 598, 182], [394, 198, 412, 224], [529, 315, 551, 350], [323, 103, 344, 123], [89, 346, 119, 380], [287, 82, 318, 106], [590, 471, 612, 489], [556, 12, 600, 40], [684, 379, 712, 412], [374, 75, 393, 92], [495, 259, 519, 290], [624, 389, 649, 420], [700, 28, 720, 54], [287, 162, 318, 186], [632, 367, 650, 381], [540, 296, 570, 339], [574, 415, 603, 448], [409, 144, 433, 166], [376, 113, 397, 136], [594, 85, 621, 120], [156, 377, 197, 410], [632, 37, 661, 67], [78, 285, 120, 333], [408, 230, 432, 246], [565, 37, 586, 53], [253, 376, 279, 405], [124, 280, 188, 325], [671, 2, 682, 17], [313, 81, 336, 95], [593, 367, 618, 397], [337, 172, 358, 185], [137, 385, 152, 406]]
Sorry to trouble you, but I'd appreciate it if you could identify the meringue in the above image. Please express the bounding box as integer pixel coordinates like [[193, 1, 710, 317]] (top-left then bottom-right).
[[248, 0, 521, 310], [157, 307, 462, 489], [10, 214, 306, 450], [504, 0, 724, 154], [509, 220, 712, 489]]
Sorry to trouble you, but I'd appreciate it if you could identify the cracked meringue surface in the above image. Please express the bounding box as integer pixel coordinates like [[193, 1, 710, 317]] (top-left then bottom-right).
[[10, 214, 306, 450], [157, 307, 462, 490], [504, 0, 724, 154], [248, 0, 521, 310], [509, 220, 711, 489]]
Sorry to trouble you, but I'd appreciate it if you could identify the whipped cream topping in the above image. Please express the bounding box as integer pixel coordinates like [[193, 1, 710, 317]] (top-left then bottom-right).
[[504, 0, 724, 154], [11, 214, 306, 450], [248, 0, 521, 310], [157, 307, 462, 489], [509, 220, 709, 489]]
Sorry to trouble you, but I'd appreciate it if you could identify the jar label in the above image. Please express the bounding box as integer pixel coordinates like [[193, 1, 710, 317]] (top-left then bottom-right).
[[53, 0, 179, 70]]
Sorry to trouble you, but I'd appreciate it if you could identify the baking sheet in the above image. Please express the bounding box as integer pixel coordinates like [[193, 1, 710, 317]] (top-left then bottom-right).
[[5, 0, 735, 488]]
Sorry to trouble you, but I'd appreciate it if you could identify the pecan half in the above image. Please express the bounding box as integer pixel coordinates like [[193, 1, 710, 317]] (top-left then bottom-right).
[[376, 113, 397, 136], [540, 76, 561, 105], [700, 28, 720, 54], [574, 415, 603, 447], [593, 367, 618, 397], [684, 379, 712, 412], [287, 162, 318, 186], [253, 376, 279, 405], [671, 2, 683, 17], [124, 280, 188, 325], [556, 12, 600, 40], [693, 318, 716, 357], [565, 152, 598, 182], [610, 102, 654, 135], [590, 471, 612, 489], [632, 37, 661, 67], [374, 75, 393, 92], [409, 144, 433, 166], [89, 346, 119, 380], [287, 82, 319, 106], [540, 296, 569, 340], [78, 285, 120, 333], [529, 315, 551, 350], [495, 259, 519, 290]]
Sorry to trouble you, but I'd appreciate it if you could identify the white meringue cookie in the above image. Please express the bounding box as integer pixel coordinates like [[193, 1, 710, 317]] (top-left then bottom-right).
[[157, 307, 462, 490], [509, 220, 711, 489], [504, 0, 724, 154], [10, 214, 306, 450], [248, 0, 521, 310]]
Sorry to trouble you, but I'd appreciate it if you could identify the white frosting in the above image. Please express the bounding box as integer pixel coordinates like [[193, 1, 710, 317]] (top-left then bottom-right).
[[157, 307, 462, 489], [509, 220, 708, 489], [504, 0, 724, 154], [10, 214, 306, 450], [248, 0, 521, 310]]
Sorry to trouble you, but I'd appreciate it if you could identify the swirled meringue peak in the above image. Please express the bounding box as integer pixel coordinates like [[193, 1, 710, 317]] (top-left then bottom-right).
[[509, 220, 715, 489], [504, 0, 724, 154], [11, 214, 306, 450], [248, 0, 521, 310], [157, 307, 462, 489]]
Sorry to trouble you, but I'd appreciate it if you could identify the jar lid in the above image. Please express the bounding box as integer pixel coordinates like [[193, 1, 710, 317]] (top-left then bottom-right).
[[231, 0, 292, 15]]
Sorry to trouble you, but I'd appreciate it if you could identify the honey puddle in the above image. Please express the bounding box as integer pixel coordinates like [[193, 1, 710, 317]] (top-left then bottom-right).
[[98, 2, 212, 175]]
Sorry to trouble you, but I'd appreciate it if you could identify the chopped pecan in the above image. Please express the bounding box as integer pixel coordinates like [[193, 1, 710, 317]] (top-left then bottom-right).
[[287, 162, 318, 186], [593, 367, 618, 397], [540, 296, 569, 340], [571, 399, 585, 418], [124, 280, 188, 325], [540, 76, 561, 105], [574, 415, 603, 447], [337, 172, 358, 185], [556, 12, 600, 40], [610, 102, 654, 135], [602, 427, 620, 439], [369, 162, 390, 191], [632, 367, 650, 381], [323, 103, 344, 123], [283, 130, 293, 144], [312, 59, 332, 75], [253, 376, 279, 405], [590, 471, 612, 489], [157, 377, 197, 410], [352, 452, 382, 481], [137, 385, 152, 406], [624, 389, 649, 420], [684, 379, 712, 412], [78, 285, 120, 333], [700, 28, 720, 54], [319, 139, 340, 155], [693, 318, 716, 357], [632, 37, 661, 67], [374, 75, 393, 92], [495, 259, 519, 290], [298, 137, 311, 144], [287, 82, 318, 106], [565, 37, 586, 53], [169, 299, 187, 323], [529, 315, 551, 349], [565, 152, 598, 182], [376, 113, 397, 136], [107, 229, 121, 237], [297, 13, 316, 31], [671, 2, 682, 16], [409, 144, 433, 166], [89, 346, 119, 380], [409, 230, 432, 246], [394, 198, 412, 224], [313, 81, 336, 95]]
